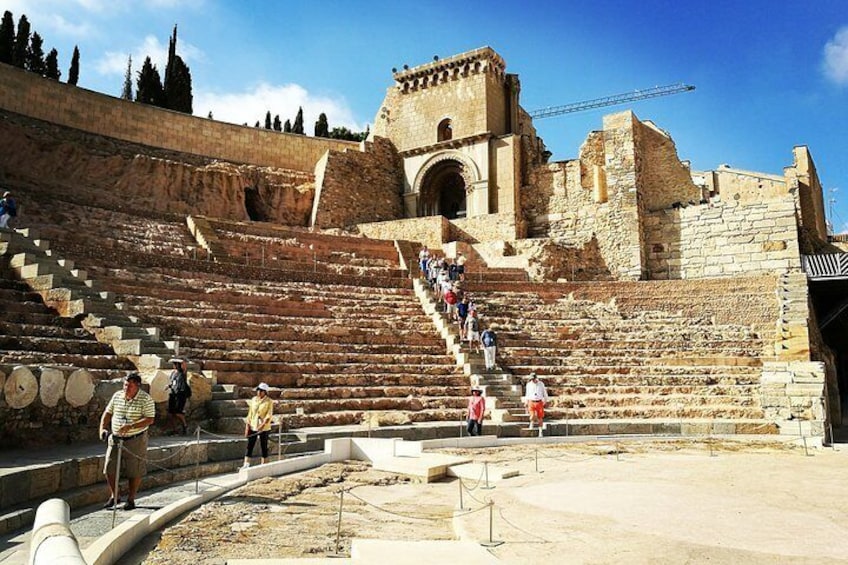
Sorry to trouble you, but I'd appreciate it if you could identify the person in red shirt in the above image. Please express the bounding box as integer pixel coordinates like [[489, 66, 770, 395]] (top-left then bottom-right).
[[466, 387, 486, 436]]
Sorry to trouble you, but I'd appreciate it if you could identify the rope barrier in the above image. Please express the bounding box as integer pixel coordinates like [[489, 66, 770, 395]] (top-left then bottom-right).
[[496, 506, 550, 543]]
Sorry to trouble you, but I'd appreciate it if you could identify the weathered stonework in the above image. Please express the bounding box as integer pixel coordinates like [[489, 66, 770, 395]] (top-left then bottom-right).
[[311, 137, 404, 229], [644, 199, 802, 279]]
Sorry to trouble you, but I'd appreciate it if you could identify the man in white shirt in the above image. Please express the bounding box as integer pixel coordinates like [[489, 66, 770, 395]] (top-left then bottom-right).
[[524, 373, 548, 429]]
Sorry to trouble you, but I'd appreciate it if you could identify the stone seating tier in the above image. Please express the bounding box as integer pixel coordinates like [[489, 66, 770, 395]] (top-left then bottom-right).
[[204, 217, 402, 260]]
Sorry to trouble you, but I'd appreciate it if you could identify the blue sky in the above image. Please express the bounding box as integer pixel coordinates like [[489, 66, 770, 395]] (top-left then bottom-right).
[[6, 0, 848, 230]]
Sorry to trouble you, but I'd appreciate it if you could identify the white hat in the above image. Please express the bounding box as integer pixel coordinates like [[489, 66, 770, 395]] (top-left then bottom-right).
[[256, 382, 270, 391], [168, 357, 185, 364]]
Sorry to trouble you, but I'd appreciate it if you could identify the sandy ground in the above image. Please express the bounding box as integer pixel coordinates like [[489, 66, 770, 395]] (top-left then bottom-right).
[[141, 439, 848, 564]]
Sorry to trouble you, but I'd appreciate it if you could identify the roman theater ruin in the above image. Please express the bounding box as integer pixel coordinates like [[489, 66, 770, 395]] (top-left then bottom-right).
[[1, 47, 846, 563]]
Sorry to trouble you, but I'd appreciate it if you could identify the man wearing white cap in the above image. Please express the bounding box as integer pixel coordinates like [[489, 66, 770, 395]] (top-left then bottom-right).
[[524, 373, 548, 430], [242, 382, 274, 468]]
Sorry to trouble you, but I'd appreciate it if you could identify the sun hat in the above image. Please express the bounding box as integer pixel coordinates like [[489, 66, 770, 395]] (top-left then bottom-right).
[[256, 382, 270, 391]]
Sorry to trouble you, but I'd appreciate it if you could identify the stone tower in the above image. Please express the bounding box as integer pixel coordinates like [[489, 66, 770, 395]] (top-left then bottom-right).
[[371, 47, 527, 227]]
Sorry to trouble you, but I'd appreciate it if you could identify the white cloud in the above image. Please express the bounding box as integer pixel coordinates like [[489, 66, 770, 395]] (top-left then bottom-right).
[[96, 34, 204, 76], [823, 26, 848, 85], [194, 83, 365, 133]]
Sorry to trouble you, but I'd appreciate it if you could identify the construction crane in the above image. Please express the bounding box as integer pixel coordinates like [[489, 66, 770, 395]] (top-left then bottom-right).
[[528, 83, 695, 120]]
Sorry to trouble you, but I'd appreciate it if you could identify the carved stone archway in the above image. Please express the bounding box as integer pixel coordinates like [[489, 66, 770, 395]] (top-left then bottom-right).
[[411, 151, 482, 219]]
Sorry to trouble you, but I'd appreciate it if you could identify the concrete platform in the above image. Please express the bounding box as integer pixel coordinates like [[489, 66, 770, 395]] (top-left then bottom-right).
[[447, 462, 519, 482], [370, 453, 471, 482]]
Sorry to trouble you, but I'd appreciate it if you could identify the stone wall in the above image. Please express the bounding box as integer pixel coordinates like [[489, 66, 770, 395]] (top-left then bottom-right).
[[310, 137, 404, 229], [786, 146, 829, 253], [449, 213, 518, 243], [760, 361, 827, 440], [644, 199, 802, 279], [633, 120, 701, 211], [0, 62, 356, 171], [522, 112, 644, 280], [357, 216, 449, 249]]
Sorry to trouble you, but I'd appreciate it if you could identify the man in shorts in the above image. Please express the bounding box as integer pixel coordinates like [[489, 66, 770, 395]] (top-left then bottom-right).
[[524, 373, 548, 430], [99, 372, 156, 510]]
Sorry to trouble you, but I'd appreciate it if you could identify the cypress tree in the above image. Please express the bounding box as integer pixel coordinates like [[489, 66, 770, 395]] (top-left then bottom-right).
[[283, 119, 291, 133], [136, 56, 164, 106], [44, 48, 60, 80], [292, 107, 304, 134], [264, 111, 272, 129], [67, 45, 79, 85], [11, 14, 29, 68], [273, 115, 282, 131], [163, 25, 193, 113], [121, 55, 132, 100], [314, 113, 329, 137], [27, 32, 45, 75], [0, 11, 14, 65]]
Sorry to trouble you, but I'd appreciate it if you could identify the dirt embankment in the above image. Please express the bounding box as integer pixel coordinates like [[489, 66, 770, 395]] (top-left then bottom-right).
[[0, 109, 316, 225]]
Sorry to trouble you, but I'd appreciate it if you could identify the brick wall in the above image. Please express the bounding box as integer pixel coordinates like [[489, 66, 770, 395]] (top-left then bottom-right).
[[644, 199, 802, 279], [0, 62, 356, 171]]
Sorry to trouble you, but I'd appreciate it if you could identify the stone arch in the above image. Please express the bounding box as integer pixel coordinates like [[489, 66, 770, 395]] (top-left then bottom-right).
[[412, 151, 481, 219]]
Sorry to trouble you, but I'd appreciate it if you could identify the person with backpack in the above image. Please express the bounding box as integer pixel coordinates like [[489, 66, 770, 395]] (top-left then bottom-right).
[[0, 191, 17, 229], [480, 325, 498, 371], [165, 358, 190, 435]]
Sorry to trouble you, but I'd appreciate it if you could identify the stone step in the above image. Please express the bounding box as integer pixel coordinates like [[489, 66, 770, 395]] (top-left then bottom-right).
[[209, 371, 469, 388]]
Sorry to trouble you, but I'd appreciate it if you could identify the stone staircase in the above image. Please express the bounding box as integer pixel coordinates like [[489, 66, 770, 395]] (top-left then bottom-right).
[[410, 276, 529, 427], [0, 229, 176, 371]]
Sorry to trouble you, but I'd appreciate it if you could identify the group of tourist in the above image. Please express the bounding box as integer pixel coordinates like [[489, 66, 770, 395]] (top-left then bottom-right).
[[419, 245, 548, 436], [0, 190, 17, 229]]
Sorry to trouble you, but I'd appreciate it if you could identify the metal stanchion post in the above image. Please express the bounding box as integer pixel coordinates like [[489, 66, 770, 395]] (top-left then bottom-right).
[[277, 421, 283, 461], [111, 438, 123, 529], [535, 449, 539, 473], [615, 442, 621, 462], [334, 489, 345, 556], [481, 461, 493, 490], [480, 502, 503, 548], [458, 479, 464, 510], [194, 426, 201, 494]]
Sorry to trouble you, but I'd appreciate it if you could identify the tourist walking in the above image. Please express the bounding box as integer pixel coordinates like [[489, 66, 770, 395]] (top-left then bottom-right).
[[456, 251, 467, 281], [0, 191, 17, 229], [465, 310, 480, 353], [524, 373, 548, 430], [165, 358, 190, 435], [480, 325, 498, 371], [456, 295, 470, 339], [99, 372, 156, 510], [466, 387, 486, 436], [242, 382, 274, 468], [418, 245, 429, 277]]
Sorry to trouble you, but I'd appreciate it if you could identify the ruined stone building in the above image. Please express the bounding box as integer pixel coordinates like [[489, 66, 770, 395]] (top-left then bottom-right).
[[0, 45, 843, 461]]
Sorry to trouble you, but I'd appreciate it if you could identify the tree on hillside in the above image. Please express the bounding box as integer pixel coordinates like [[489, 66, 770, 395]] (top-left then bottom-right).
[[136, 56, 164, 106], [44, 48, 60, 80], [26, 31, 45, 75], [292, 107, 304, 134], [121, 55, 133, 100], [264, 111, 272, 129], [283, 119, 291, 133], [67, 45, 79, 85], [163, 25, 193, 113], [0, 11, 14, 65], [11, 14, 30, 68], [314, 112, 329, 137], [273, 114, 282, 131]]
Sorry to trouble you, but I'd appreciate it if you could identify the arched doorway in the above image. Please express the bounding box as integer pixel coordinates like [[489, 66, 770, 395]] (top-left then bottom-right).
[[418, 159, 467, 219]]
